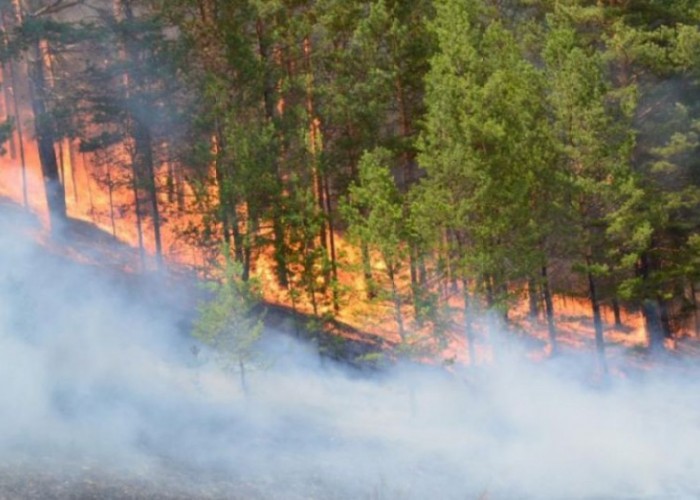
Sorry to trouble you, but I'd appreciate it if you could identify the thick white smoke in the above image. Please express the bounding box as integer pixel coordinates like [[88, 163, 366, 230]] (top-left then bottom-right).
[[1, 202, 699, 499]]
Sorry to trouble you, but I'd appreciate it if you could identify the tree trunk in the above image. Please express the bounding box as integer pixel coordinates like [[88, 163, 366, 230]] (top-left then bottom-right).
[[638, 252, 665, 352], [67, 140, 79, 203], [256, 18, 288, 288], [107, 165, 116, 237], [0, 4, 28, 207], [409, 245, 420, 318], [500, 281, 509, 324], [131, 163, 146, 269], [528, 277, 539, 319], [542, 264, 557, 355], [322, 173, 340, 313], [389, 267, 406, 343], [302, 36, 330, 289], [612, 296, 623, 328], [122, 0, 162, 270], [462, 278, 476, 365], [29, 37, 66, 228], [82, 151, 95, 221], [238, 357, 248, 395], [362, 243, 375, 300], [658, 296, 672, 342], [485, 275, 494, 309], [8, 57, 27, 207], [135, 119, 163, 270], [0, 63, 17, 158], [586, 256, 607, 374]]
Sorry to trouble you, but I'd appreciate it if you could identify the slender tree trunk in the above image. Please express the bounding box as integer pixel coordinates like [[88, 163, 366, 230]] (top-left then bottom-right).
[[272, 215, 289, 287], [658, 296, 672, 342], [542, 264, 557, 355], [322, 173, 340, 313], [500, 281, 509, 324], [166, 157, 175, 204], [586, 256, 607, 374], [82, 151, 95, 221], [136, 121, 163, 270], [256, 18, 288, 288], [528, 277, 539, 319], [362, 243, 375, 300], [389, 267, 406, 343], [131, 164, 146, 269], [409, 245, 420, 319], [462, 277, 476, 365], [440, 234, 450, 300], [57, 141, 65, 186], [120, 1, 162, 270], [0, 62, 17, 158], [29, 38, 66, 228], [67, 140, 78, 203], [8, 57, 27, 207], [238, 358, 248, 395], [690, 281, 700, 336], [485, 275, 494, 309], [0, 8, 28, 207], [638, 252, 665, 352], [612, 297, 623, 328], [212, 136, 232, 247], [302, 36, 331, 291], [242, 215, 255, 282], [107, 165, 116, 237]]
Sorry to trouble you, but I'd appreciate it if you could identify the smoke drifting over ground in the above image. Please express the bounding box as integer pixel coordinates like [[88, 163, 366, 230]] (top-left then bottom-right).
[[1, 204, 700, 499]]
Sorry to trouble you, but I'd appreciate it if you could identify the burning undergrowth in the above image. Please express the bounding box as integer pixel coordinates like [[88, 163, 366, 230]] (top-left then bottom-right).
[[1, 205, 700, 499]]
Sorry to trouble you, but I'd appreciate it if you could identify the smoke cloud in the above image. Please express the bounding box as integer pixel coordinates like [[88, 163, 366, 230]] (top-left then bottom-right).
[[1, 203, 699, 499]]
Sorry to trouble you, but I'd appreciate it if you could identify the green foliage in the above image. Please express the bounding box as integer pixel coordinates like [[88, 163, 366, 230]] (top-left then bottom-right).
[[193, 249, 265, 390], [343, 148, 408, 274]]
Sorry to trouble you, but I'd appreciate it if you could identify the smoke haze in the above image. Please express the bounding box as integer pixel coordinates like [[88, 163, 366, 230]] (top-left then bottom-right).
[[1, 204, 699, 499]]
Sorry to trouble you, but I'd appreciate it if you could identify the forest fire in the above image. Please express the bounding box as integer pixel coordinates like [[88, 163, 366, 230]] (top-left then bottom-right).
[[1, 0, 700, 498]]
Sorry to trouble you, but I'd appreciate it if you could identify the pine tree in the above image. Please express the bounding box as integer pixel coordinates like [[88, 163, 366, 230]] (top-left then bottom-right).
[[194, 248, 265, 394], [342, 147, 409, 344], [419, 0, 556, 354]]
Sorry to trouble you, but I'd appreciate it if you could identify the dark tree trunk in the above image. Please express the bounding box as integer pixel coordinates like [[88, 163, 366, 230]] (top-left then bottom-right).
[[106, 165, 116, 237], [586, 257, 607, 374], [658, 296, 672, 341], [134, 118, 163, 270], [131, 164, 146, 269], [29, 38, 66, 229], [500, 281, 509, 324], [362, 243, 375, 300], [542, 265, 557, 355], [409, 245, 421, 318], [690, 281, 700, 336], [238, 358, 248, 395], [638, 252, 665, 352], [0, 8, 28, 207], [389, 267, 405, 343], [122, 0, 162, 270], [485, 275, 494, 309], [528, 277, 539, 319], [322, 173, 340, 313], [462, 278, 475, 365], [255, 18, 289, 288], [612, 297, 623, 328]]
